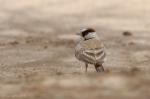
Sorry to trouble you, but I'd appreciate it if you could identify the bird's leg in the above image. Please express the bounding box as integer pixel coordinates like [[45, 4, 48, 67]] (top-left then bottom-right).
[[95, 64, 104, 72], [100, 65, 105, 72], [85, 63, 88, 72]]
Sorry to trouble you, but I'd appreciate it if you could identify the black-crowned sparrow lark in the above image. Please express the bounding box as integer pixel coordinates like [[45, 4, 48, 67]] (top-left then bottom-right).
[[75, 28, 106, 72]]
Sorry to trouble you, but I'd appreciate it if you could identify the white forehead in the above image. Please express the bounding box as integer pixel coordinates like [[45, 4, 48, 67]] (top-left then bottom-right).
[[80, 28, 88, 32]]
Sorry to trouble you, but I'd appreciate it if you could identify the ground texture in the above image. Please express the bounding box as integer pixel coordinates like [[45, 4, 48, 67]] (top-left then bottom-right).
[[0, 0, 150, 99]]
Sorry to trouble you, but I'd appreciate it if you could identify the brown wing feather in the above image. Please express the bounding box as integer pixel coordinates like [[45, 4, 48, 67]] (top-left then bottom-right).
[[75, 38, 105, 64], [81, 39, 104, 50]]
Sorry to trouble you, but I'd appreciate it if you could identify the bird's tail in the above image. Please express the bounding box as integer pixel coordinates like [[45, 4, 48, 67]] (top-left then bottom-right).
[[94, 63, 104, 72]]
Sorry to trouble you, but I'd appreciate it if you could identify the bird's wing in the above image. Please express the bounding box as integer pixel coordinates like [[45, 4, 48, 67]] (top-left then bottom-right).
[[75, 39, 106, 64]]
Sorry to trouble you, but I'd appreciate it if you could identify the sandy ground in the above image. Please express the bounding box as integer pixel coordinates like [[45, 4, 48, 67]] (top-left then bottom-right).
[[0, 0, 150, 99]]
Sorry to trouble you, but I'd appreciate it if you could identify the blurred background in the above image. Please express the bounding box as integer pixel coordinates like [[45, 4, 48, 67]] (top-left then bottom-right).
[[0, 0, 150, 99]]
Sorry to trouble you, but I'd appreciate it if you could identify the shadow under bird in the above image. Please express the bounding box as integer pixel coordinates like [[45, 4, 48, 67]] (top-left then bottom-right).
[[75, 28, 106, 72]]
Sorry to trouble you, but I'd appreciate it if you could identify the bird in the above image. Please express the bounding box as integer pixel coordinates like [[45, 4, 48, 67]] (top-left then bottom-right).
[[75, 28, 106, 72]]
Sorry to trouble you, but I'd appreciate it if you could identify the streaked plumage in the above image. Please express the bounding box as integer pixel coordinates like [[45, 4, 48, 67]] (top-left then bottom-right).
[[75, 28, 106, 72]]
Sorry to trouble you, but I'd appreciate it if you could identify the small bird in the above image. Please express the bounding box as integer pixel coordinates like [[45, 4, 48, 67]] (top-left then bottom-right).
[[75, 28, 106, 72]]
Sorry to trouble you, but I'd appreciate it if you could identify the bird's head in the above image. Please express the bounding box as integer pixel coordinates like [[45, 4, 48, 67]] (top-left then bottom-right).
[[77, 28, 97, 40]]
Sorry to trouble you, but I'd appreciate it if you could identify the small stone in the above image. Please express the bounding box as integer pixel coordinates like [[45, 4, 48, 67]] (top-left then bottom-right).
[[9, 41, 19, 45], [123, 31, 132, 36], [43, 45, 48, 49], [128, 41, 135, 45]]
